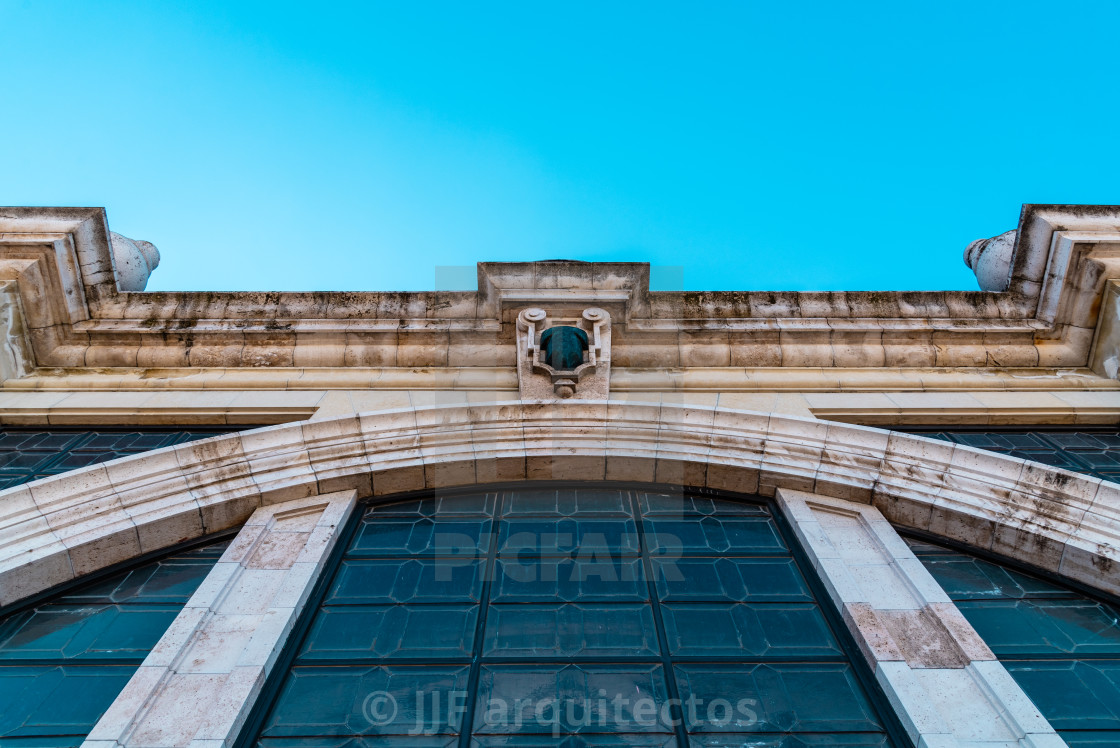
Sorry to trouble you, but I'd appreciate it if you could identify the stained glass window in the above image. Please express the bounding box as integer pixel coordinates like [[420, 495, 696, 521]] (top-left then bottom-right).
[[908, 536, 1120, 748], [0, 538, 229, 747], [249, 487, 902, 747]]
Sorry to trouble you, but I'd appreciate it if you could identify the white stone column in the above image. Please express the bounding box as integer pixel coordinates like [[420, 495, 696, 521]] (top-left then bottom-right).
[[82, 490, 358, 748], [776, 488, 1067, 748]]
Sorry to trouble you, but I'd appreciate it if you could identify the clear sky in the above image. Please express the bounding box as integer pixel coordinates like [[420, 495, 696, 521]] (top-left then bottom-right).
[[2, 1, 1119, 293]]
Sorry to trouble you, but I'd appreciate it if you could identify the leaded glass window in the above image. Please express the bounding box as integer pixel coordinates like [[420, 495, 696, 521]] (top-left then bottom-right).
[[908, 536, 1120, 748], [0, 537, 230, 747], [0, 429, 237, 489], [906, 429, 1120, 483], [248, 487, 903, 747]]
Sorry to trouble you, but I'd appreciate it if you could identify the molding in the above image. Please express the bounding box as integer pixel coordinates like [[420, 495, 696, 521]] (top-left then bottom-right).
[[2, 366, 1116, 393], [610, 366, 1120, 392], [3, 205, 1120, 371], [0, 407, 315, 426], [804, 389, 1120, 426], [3, 384, 1111, 428], [0, 390, 326, 426], [1, 401, 1118, 609], [84, 491, 357, 748], [2, 367, 520, 391]]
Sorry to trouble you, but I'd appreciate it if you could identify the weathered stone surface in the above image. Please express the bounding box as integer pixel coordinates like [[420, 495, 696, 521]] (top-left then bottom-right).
[[778, 489, 1062, 747], [84, 491, 357, 748], [109, 232, 160, 292], [965, 229, 1016, 292], [3, 205, 1120, 372], [3, 402, 1118, 608]]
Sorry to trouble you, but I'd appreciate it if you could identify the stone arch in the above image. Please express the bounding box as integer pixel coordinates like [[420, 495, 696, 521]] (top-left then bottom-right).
[[1, 400, 1116, 607]]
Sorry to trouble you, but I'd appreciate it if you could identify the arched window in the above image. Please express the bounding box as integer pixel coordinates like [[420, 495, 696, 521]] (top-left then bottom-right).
[[908, 535, 1120, 748], [245, 486, 905, 747], [0, 536, 230, 747]]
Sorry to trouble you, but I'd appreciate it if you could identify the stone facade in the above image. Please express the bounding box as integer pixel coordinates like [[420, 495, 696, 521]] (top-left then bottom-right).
[[1, 203, 1120, 747]]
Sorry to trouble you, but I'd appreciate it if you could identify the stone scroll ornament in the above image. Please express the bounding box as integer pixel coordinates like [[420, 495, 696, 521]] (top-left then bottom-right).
[[516, 307, 611, 400]]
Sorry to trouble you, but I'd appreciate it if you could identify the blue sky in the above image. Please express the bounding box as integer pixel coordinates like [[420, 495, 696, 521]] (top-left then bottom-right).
[[2, 1, 1118, 292]]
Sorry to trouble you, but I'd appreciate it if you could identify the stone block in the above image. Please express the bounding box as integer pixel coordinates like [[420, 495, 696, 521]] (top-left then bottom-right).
[[0, 547, 73, 606]]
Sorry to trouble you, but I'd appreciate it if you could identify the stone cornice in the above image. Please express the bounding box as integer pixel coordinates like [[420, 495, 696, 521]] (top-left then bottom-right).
[[3, 205, 1120, 370], [3, 365, 1116, 392]]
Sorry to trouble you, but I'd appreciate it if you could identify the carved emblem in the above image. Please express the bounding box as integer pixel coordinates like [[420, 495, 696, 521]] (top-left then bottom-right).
[[516, 307, 611, 399]]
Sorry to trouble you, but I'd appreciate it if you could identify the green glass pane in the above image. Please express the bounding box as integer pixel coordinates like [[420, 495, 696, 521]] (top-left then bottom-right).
[[472, 664, 671, 735], [958, 599, 1120, 656], [61, 543, 229, 604], [904, 429, 1120, 484], [350, 518, 492, 556], [473, 736, 677, 747], [260, 738, 459, 748], [913, 534, 1120, 745], [0, 737, 86, 747], [661, 604, 841, 658], [654, 558, 812, 603], [900, 537, 954, 555], [1005, 660, 1120, 731], [689, 735, 890, 747], [639, 493, 770, 518], [327, 559, 484, 604], [674, 664, 883, 734], [503, 488, 632, 517], [483, 604, 658, 658], [490, 557, 647, 603], [0, 429, 234, 488], [262, 665, 470, 737], [1058, 731, 1120, 747], [499, 519, 639, 557], [643, 518, 786, 555], [368, 493, 497, 518], [0, 604, 180, 661], [0, 664, 136, 737], [298, 606, 478, 661], [915, 555, 1069, 601]]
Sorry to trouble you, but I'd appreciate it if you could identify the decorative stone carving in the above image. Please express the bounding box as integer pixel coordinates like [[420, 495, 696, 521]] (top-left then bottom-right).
[[110, 231, 161, 291], [516, 307, 611, 399], [964, 228, 1016, 292]]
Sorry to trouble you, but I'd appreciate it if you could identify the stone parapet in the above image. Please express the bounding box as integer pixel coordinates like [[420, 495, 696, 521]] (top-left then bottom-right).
[[3, 205, 1120, 374]]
